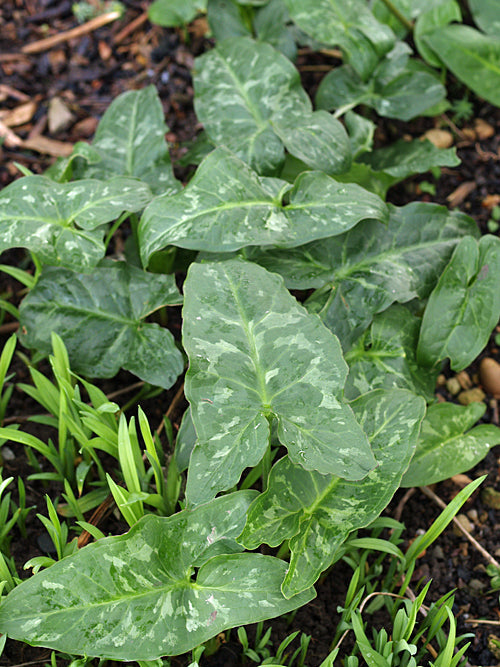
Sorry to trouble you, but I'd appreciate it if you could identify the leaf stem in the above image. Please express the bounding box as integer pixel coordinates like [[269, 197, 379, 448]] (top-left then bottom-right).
[[378, 0, 413, 32], [261, 441, 272, 492], [104, 212, 129, 250]]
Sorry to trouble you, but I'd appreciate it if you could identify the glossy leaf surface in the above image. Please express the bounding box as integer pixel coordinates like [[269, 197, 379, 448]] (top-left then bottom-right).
[[0, 492, 314, 659], [402, 403, 500, 487], [0, 176, 151, 270], [193, 37, 311, 173], [345, 305, 437, 401], [240, 389, 425, 597], [83, 86, 180, 195], [283, 0, 395, 79], [19, 263, 184, 388], [243, 203, 477, 350], [417, 235, 500, 371], [414, 0, 462, 68], [139, 148, 387, 263], [148, 0, 206, 26], [469, 0, 500, 35], [183, 259, 375, 507], [422, 25, 500, 106]]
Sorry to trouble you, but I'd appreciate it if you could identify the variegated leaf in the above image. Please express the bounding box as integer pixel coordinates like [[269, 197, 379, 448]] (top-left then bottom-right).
[[0, 176, 151, 271], [83, 86, 180, 195], [193, 37, 311, 174], [241, 202, 477, 351], [19, 263, 183, 389], [402, 402, 500, 487], [417, 235, 500, 371], [183, 259, 375, 507], [283, 0, 395, 79], [139, 148, 387, 264], [239, 389, 425, 597], [345, 305, 437, 401], [0, 492, 314, 659]]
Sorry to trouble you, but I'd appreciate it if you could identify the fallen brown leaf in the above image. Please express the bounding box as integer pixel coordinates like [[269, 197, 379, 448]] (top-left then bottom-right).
[[22, 135, 74, 157], [0, 100, 37, 127], [0, 120, 22, 147]]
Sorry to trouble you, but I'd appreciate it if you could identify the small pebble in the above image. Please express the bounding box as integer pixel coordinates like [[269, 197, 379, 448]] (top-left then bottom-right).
[[0, 446, 15, 461], [421, 128, 454, 148], [480, 357, 500, 398], [436, 374, 447, 387], [468, 578, 487, 591], [458, 387, 486, 405], [466, 508, 478, 523], [432, 545, 444, 560], [474, 118, 495, 140], [453, 513, 473, 536], [456, 370, 472, 389], [446, 377, 461, 395]]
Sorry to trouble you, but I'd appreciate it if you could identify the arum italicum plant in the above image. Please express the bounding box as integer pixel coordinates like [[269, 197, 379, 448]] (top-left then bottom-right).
[[0, 0, 499, 660]]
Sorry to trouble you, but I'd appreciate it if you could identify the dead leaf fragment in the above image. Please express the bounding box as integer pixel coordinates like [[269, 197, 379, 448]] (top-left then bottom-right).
[[447, 181, 476, 208], [421, 128, 454, 149], [0, 101, 36, 127], [474, 118, 495, 141], [0, 120, 22, 147], [482, 194, 500, 210], [22, 135, 74, 157], [480, 358, 500, 398], [48, 97, 75, 135]]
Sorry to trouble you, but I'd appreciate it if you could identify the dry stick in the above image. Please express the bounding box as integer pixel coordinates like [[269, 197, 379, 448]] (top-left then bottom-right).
[[0, 321, 19, 335], [393, 487, 416, 522], [421, 485, 500, 568], [114, 10, 148, 44], [156, 382, 185, 438], [21, 10, 122, 54], [106, 380, 144, 401]]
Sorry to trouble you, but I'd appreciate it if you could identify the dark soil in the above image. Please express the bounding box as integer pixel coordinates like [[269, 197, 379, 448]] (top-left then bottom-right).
[[1, 2, 500, 666]]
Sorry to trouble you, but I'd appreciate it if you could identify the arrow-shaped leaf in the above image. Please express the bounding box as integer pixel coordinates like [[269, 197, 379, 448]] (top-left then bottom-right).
[[239, 389, 425, 597], [19, 262, 184, 389], [139, 147, 387, 264], [0, 492, 314, 659], [193, 37, 312, 174], [345, 305, 438, 402], [0, 176, 151, 270], [417, 235, 500, 371], [241, 202, 477, 350], [183, 259, 375, 507], [402, 402, 500, 487]]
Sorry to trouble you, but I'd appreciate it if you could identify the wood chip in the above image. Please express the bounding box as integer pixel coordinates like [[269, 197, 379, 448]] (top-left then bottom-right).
[[447, 181, 476, 207], [0, 120, 22, 147], [22, 135, 74, 157], [482, 194, 500, 209], [0, 100, 37, 127]]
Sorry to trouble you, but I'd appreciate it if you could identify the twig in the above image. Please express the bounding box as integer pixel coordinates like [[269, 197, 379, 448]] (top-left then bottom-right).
[[393, 487, 416, 522], [21, 10, 122, 54], [106, 380, 144, 401], [77, 493, 115, 548], [0, 84, 30, 101], [421, 485, 500, 568], [464, 618, 500, 625], [0, 321, 19, 335], [114, 10, 148, 44], [298, 65, 333, 72], [156, 382, 185, 437]]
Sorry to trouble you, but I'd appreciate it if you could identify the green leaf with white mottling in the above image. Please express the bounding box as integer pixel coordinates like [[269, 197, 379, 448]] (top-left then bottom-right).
[[148, 0, 206, 26], [0, 492, 314, 659], [241, 203, 477, 350], [19, 263, 183, 389], [273, 110, 352, 175], [469, 0, 500, 36], [358, 138, 459, 179], [422, 25, 500, 106], [402, 402, 500, 487], [207, 0, 251, 41], [417, 235, 500, 371], [345, 111, 375, 159], [183, 259, 375, 507], [139, 147, 387, 263], [283, 0, 395, 79], [344, 305, 437, 402], [414, 0, 462, 68], [316, 60, 445, 122], [193, 37, 311, 174], [83, 86, 180, 195], [0, 175, 151, 270], [254, 0, 297, 61], [239, 389, 425, 597]]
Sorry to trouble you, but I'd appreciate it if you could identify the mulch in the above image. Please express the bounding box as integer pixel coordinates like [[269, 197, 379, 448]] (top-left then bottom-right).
[[1, 1, 500, 665]]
